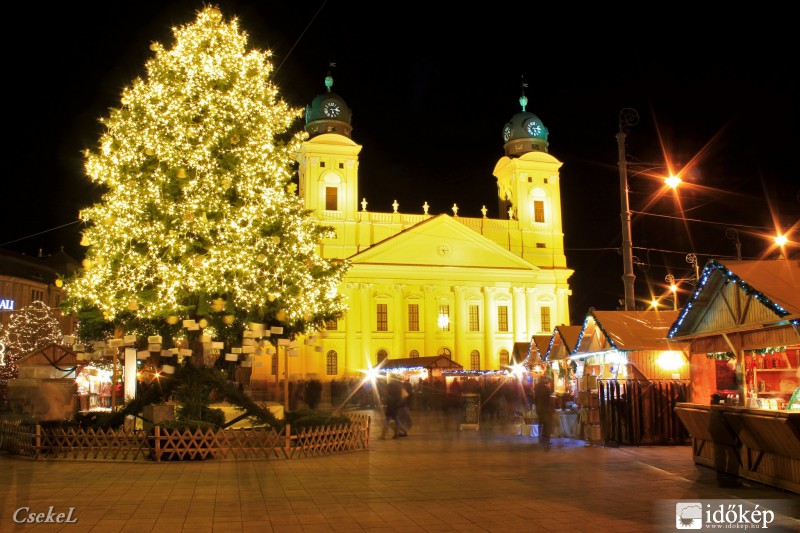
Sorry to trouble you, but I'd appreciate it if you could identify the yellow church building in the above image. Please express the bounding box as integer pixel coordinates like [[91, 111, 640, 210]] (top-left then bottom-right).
[[264, 73, 573, 383]]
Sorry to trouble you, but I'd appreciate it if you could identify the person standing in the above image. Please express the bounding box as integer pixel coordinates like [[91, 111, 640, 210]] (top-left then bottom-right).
[[381, 377, 404, 439], [396, 379, 413, 437], [534, 376, 553, 447]]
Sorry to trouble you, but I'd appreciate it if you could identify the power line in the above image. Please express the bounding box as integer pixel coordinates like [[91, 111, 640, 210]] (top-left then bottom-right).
[[0, 220, 82, 248], [631, 210, 790, 231]]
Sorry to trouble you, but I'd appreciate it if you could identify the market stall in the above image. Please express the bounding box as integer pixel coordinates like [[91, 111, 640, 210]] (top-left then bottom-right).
[[669, 259, 800, 493]]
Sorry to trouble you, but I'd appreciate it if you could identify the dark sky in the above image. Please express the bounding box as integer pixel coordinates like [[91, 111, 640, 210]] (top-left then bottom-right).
[[4, 2, 798, 325]]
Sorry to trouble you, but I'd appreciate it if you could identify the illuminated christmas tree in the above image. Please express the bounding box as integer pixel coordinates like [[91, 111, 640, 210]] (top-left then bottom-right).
[[0, 301, 65, 404], [2, 300, 64, 355], [63, 6, 347, 353]]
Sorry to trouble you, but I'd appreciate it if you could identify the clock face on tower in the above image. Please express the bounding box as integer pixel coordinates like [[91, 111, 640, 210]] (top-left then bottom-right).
[[525, 119, 542, 136], [323, 102, 341, 118], [502, 124, 513, 142]]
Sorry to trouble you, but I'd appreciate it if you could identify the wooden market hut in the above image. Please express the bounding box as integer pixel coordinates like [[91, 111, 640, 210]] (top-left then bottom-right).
[[378, 355, 464, 376], [6, 343, 81, 421], [670, 258, 800, 493], [570, 308, 690, 445]]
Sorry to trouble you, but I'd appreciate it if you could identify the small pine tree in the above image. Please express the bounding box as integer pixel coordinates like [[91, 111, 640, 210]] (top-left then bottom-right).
[[63, 6, 348, 353], [3, 300, 64, 355]]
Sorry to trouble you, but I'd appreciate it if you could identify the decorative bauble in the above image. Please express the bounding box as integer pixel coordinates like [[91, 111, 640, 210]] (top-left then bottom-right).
[[194, 257, 203, 267], [176, 168, 187, 179], [271, 236, 280, 245], [82, 259, 94, 269], [276, 309, 287, 322], [55, 279, 63, 288], [150, 43, 159, 52], [268, 293, 277, 302], [144, 147, 155, 156], [128, 301, 139, 311], [80, 235, 91, 246], [166, 315, 179, 325], [223, 315, 235, 325], [198, 318, 208, 329], [211, 298, 226, 312]]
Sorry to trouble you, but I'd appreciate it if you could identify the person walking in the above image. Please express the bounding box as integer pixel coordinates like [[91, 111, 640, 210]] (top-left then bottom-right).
[[396, 379, 413, 437], [381, 377, 404, 439], [534, 376, 553, 448]]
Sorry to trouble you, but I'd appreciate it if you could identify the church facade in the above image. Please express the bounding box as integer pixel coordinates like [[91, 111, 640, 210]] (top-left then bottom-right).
[[267, 73, 573, 381]]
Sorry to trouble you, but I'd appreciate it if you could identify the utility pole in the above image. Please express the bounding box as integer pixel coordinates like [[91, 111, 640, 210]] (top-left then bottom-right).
[[617, 108, 639, 311]]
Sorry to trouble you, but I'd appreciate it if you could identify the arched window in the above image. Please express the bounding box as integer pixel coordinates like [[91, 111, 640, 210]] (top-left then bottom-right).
[[499, 349, 510, 368], [409, 350, 419, 358], [470, 350, 481, 371], [326, 350, 338, 375], [377, 349, 389, 364]]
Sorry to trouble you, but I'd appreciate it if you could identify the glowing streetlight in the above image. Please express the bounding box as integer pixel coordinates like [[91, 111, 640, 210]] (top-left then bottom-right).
[[775, 234, 787, 259], [665, 274, 678, 310], [665, 175, 682, 189]]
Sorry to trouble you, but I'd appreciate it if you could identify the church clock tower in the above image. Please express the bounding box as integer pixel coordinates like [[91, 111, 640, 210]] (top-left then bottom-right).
[[296, 68, 362, 259], [492, 82, 567, 267]]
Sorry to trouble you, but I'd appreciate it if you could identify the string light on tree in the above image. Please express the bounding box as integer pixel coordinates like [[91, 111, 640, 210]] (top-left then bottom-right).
[[62, 6, 348, 353]]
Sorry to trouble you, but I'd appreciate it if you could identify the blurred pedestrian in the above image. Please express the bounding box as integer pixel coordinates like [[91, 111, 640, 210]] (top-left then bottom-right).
[[381, 377, 405, 439], [534, 376, 553, 447]]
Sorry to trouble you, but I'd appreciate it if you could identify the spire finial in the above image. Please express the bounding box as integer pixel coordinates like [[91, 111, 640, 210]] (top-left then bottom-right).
[[519, 75, 529, 112], [325, 62, 336, 93]]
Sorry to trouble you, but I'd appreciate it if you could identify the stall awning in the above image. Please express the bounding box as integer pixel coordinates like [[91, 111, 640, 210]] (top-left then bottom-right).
[[378, 356, 464, 371]]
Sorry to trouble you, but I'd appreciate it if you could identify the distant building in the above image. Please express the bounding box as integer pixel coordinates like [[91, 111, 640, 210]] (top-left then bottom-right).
[[0, 247, 79, 336]]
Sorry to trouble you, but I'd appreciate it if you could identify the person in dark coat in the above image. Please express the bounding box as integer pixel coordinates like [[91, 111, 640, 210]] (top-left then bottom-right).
[[304, 379, 323, 410], [534, 376, 553, 447], [381, 378, 405, 439]]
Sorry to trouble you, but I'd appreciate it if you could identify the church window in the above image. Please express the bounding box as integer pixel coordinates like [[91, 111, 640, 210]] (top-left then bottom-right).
[[438, 305, 450, 331], [528, 177, 532, 183], [470, 350, 481, 370], [325, 319, 338, 331], [536, 242, 546, 248], [499, 349, 510, 368], [338, 162, 344, 169], [377, 349, 388, 364], [326, 350, 338, 375], [326, 187, 338, 210], [534, 200, 545, 223], [540, 307, 551, 332], [468, 305, 480, 331], [409, 349, 419, 358], [497, 305, 509, 332], [408, 303, 419, 331], [320, 161, 325, 168], [544, 178, 549, 184], [377, 304, 388, 331]]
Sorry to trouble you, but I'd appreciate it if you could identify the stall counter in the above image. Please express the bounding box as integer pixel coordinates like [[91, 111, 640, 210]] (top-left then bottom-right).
[[674, 402, 800, 494]]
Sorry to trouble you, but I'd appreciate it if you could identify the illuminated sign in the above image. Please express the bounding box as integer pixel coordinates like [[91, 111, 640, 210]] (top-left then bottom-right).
[[0, 299, 14, 311], [0, 342, 6, 366]]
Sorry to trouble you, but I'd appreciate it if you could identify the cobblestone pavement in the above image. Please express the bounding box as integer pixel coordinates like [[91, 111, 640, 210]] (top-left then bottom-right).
[[1, 407, 798, 532]]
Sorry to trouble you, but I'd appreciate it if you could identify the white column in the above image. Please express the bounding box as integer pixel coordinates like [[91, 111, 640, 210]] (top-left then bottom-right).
[[423, 285, 437, 356], [393, 284, 405, 357], [512, 287, 526, 343], [453, 285, 467, 366], [344, 282, 359, 374], [483, 287, 496, 368], [360, 283, 373, 366], [557, 287, 571, 328], [526, 288, 537, 334]]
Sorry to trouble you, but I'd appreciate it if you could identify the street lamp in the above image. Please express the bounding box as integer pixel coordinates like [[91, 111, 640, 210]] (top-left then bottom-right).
[[665, 274, 678, 310], [616, 108, 639, 311], [775, 234, 787, 259]]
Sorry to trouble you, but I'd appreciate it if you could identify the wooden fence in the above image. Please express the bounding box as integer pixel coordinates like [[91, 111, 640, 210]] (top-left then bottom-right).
[[0, 414, 370, 462]]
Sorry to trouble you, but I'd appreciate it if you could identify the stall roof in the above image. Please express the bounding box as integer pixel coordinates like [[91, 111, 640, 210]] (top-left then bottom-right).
[[577, 309, 681, 353], [528, 335, 552, 362], [669, 259, 800, 338], [547, 325, 583, 359], [15, 343, 80, 370], [378, 356, 464, 371]]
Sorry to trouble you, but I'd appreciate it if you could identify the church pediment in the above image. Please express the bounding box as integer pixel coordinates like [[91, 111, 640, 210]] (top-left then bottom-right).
[[348, 214, 539, 271]]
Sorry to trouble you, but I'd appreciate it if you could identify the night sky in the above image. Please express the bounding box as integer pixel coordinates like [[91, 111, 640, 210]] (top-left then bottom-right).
[[4, 2, 797, 325]]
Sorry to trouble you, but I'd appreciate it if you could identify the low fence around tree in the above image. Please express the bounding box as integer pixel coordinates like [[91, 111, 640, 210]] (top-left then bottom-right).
[[0, 414, 370, 461]]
